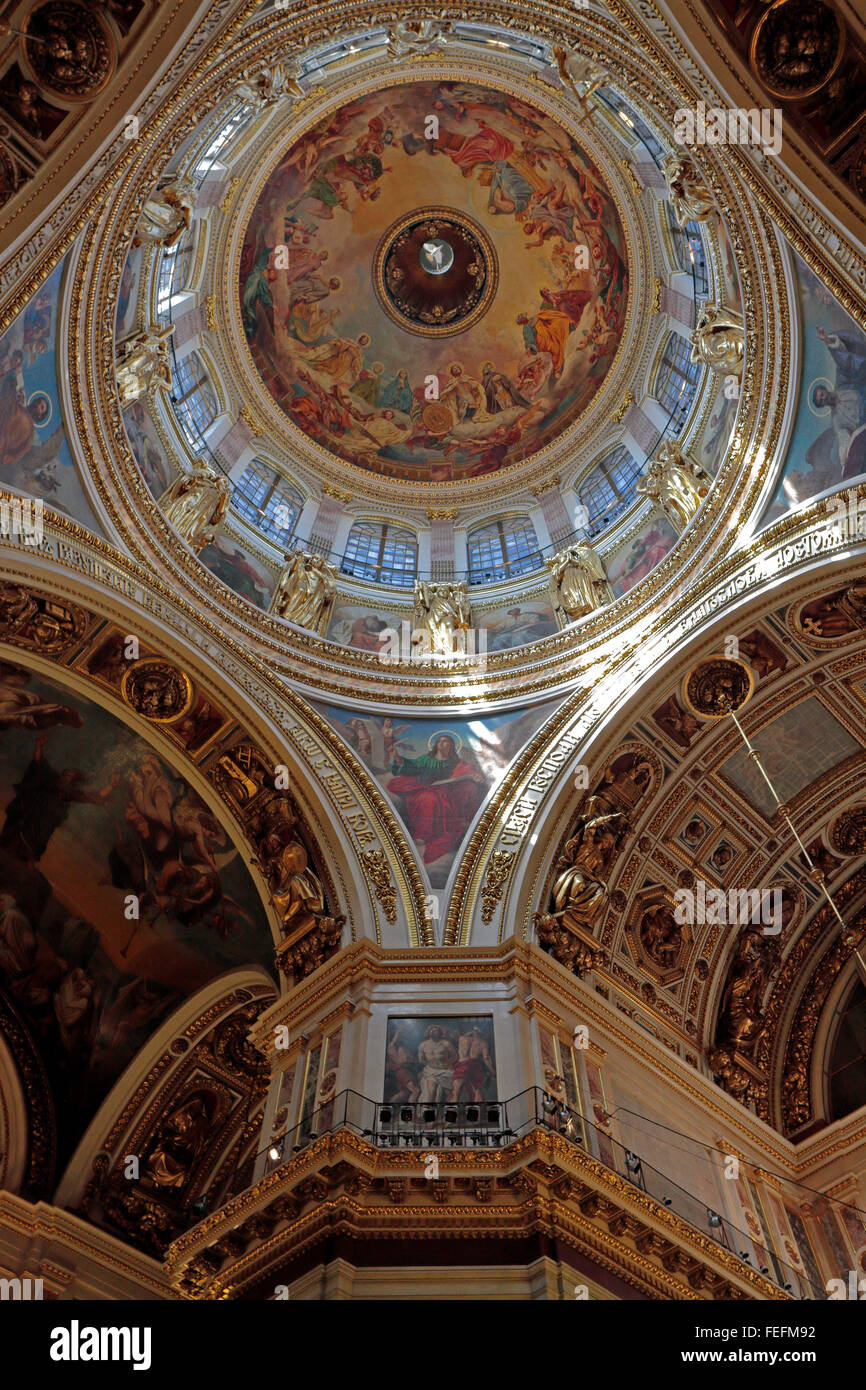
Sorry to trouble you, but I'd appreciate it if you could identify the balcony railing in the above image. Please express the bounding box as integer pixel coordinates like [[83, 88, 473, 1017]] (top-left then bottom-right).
[[252, 1086, 825, 1300]]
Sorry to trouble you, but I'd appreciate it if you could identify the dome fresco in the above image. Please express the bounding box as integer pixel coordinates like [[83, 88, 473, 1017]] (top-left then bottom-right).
[[239, 80, 628, 481]]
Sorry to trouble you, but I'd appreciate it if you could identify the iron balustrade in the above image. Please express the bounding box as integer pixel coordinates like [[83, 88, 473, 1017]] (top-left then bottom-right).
[[252, 1085, 825, 1300]]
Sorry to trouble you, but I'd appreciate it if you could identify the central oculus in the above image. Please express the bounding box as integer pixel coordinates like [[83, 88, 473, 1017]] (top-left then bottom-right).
[[420, 237, 454, 275], [373, 207, 498, 338]]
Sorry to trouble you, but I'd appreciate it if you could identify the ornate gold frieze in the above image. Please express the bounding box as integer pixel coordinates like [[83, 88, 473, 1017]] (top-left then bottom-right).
[[610, 389, 634, 423]]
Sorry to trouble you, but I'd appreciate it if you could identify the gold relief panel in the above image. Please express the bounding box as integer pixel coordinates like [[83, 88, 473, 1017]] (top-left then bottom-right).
[[120, 657, 194, 724]]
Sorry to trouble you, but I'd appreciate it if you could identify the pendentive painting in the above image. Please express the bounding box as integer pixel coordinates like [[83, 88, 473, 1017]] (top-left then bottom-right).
[[384, 1015, 497, 1104], [761, 251, 866, 525], [315, 701, 558, 887], [0, 259, 103, 534], [240, 80, 629, 481], [0, 659, 273, 1162]]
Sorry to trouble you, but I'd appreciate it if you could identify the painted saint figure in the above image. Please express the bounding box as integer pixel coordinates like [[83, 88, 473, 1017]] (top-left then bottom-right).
[[385, 730, 485, 867], [417, 1024, 458, 1103]]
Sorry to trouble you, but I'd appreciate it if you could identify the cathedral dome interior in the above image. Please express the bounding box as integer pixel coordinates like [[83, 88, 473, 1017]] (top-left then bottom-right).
[[2, 0, 866, 1332]]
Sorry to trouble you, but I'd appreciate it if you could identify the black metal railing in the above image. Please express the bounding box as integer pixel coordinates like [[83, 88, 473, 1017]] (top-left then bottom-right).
[[252, 1085, 825, 1300]]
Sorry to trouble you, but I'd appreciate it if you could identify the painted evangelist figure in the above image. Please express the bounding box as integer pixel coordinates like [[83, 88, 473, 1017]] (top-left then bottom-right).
[[762, 252, 866, 525], [316, 702, 558, 887], [240, 81, 628, 481]]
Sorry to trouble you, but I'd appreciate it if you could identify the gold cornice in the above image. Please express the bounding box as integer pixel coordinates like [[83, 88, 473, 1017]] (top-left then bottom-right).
[[321, 483, 353, 503], [219, 176, 242, 215], [0, 1193, 176, 1298], [239, 403, 266, 437], [610, 389, 635, 423], [164, 1125, 788, 1301]]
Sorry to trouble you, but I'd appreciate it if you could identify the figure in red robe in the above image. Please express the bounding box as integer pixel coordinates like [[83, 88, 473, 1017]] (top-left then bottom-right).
[[386, 733, 485, 865]]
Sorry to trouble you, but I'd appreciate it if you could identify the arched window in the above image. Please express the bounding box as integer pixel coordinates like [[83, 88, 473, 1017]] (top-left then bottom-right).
[[467, 516, 542, 584], [827, 977, 866, 1121], [342, 521, 417, 587], [664, 204, 709, 297], [231, 460, 303, 547], [597, 88, 666, 167], [171, 351, 218, 450], [192, 103, 248, 180], [578, 444, 642, 535], [156, 232, 195, 322], [653, 331, 701, 428]]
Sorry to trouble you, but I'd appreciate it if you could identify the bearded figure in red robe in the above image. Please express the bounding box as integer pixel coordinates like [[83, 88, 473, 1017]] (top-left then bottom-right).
[[386, 732, 485, 865]]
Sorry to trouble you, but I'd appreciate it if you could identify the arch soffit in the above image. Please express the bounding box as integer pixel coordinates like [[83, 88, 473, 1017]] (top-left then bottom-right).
[[0, 554, 427, 949]]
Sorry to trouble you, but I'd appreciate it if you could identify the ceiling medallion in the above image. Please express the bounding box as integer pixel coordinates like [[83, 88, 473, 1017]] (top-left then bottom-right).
[[750, 0, 845, 100], [373, 207, 498, 339], [121, 659, 194, 723], [681, 657, 754, 719]]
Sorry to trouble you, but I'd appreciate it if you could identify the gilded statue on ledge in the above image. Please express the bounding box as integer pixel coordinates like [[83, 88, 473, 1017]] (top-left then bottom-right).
[[551, 46, 608, 100], [262, 826, 325, 933], [160, 458, 230, 553], [547, 541, 613, 623], [637, 442, 709, 531], [715, 926, 781, 1056], [689, 304, 745, 375], [413, 580, 471, 657], [387, 20, 451, 60], [115, 325, 174, 405], [550, 804, 624, 930], [663, 156, 715, 226], [270, 550, 338, 634], [142, 1092, 211, 1191], [133, 177, 197, 249], [236, 61, 304, 108]]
